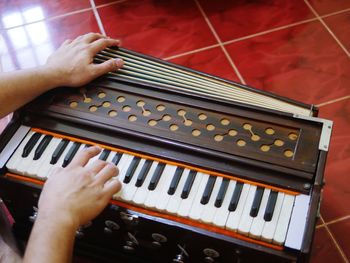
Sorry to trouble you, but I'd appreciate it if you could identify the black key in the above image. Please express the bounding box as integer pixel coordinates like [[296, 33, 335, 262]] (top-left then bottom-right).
[[112, 153, 123, 165], [181, 170, 197, 199], [264, 191, 278, 222], [200, 176, 216, 205], [167, 167, 184, 195], [22, 133, 41, 158], [62, 142, 81, 167], [215, 178, 229, 208], [50, 139, 69, 164], [123, 157, 141, 184], [148, 163, 166, 190], [84, 144, 91, 148], [135, 160, 153, 187], [250, 187, 265, 217], [33, 135, 53, 160], [228, 182, 244, 211], [99, 149, 111, 161]]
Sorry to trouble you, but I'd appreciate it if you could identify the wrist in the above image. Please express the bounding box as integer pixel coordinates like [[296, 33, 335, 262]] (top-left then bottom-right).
[[36, 209, 80, 231], [37, 65, 65, 89]]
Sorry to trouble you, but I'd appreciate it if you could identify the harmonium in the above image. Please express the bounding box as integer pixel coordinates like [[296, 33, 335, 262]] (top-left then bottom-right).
[[0, 47, 333, 263]]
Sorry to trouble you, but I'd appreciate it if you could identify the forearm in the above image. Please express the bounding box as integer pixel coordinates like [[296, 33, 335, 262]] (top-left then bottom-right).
[[23, 212, 78, 263], [0, 66, 60, 118]]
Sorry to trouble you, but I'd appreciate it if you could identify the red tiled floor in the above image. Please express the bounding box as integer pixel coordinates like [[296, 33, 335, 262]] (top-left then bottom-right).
[[0, 0, 91, 29], [0, 10, 100, 71], [318, 98, 350, 222], [198, 0, 314, 42], [310, 227, 346, 263], [168, 47, 240, 82], [98, 0, 216, 58], [323, 10, 350, 51], [224, 20, 350, 105], [328, 218, 350, 260], [308, 0, 350, 15]]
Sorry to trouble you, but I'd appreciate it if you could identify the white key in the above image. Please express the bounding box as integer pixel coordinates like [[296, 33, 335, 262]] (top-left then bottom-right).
[[133, 161, 158, 205], [237, 185, 257, 235], [200, 177, 223, 224], [144, 164, 176, 209], [249, 188, 271, 239], [27, 137, 60, 178], [225, 184, 251, 232], [113, 154, 134, 199], [6, 130, 35, 173], [16, 134, 43, 175], [177, 172, 204, 217], [273, 194, 295, 245], [155, 165, 179, 211], [188, 173, 210, 220], [261, 192, 285, 242], [165, 169, 190, 214], [213, 180, 237, 228], [120, 159, 146, 202]]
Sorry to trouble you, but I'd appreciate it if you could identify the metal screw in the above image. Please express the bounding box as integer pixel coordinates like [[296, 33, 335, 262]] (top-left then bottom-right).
[[303, 183, 311, 190]]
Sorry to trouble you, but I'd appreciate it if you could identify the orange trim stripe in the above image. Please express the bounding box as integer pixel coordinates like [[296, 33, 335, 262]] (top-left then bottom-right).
[[5, 172, 283, 251], [31, 127, 299, 196]]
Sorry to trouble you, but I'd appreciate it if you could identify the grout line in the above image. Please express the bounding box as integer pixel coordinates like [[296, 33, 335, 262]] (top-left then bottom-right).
[[322, 215, 350, 228], [321, 216, 350, 263], [304, 0, 350, 58], [321, 7, 350, 19], [163, 43, 220, 60], [316, 95, 350, 107], [90, 0, 106, 35], [193, 0, 246, 84], [95, 0, 128, 9]]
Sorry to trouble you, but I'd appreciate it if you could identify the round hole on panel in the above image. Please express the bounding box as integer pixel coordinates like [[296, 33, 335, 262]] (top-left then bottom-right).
[[265, 128, 275, 135], [274, 139, 284, 146], [288, 132, 298, 140], [260, 145, 270, 152], [162, 114, 171, 121], [170, 124, 179, 131], [198, 113, 207, 121], [137, 100, 145, 107], [98, 92, 106, 99], [122, 105, 131, 112], [117, 96, 126, 103], [237, 139, 246, 147], [70, 101, 78, 108], [128, 115, 137, 122], [148, 120, 157, 126], [214, 135, 224, 142], [251, 135, 260, 141], [206, 124, 215, 131], [184, 119, 192, 126], [221, 118, 230, 126], [243, 123, 252, 130], [177, 109, 186, 116], [84, 98, 92, 103], [192, 129, 201, 137], [102, 101, 111, 108], [143, 110, 151, 116], [228, 129, 238, 136], [284, 150, 294, 158], [108, 110, 117, 117], [89, 106, 98, 112], [156, 104, 166, 111]]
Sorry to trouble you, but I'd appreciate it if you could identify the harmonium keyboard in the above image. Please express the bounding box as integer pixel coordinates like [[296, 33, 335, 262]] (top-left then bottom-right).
[[0, 47, 333, 263]]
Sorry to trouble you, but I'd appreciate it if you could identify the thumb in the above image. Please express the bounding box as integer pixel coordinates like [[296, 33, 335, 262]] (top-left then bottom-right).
[[92, 58, 124, 76]]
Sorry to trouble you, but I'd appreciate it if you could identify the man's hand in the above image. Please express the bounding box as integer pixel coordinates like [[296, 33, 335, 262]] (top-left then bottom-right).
[[37, 146, 121, 229], [45, 33, 124, 87]]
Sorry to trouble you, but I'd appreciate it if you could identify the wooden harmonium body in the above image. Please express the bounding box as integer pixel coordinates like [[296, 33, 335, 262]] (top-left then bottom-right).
[[0, 48, 333, 263]]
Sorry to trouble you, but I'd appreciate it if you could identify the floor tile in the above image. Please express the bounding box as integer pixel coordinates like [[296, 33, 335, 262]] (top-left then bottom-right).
[[328, 218, 350, 260], [167, 47, 240, 83], [198, 0, 314, 42], [225, 21, 350, 105], [0, 10, 100, 72], [318, 98, 350, 222], [310, 227, 345, 263], [0, 0, 91, 29], [323, 10, 350, 51], [99, 0, 216, 58], [308, 0, 350, 15]]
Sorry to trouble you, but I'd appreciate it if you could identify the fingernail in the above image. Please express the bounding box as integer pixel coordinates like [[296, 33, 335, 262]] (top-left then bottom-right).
[[114, 58, 124, 67]]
